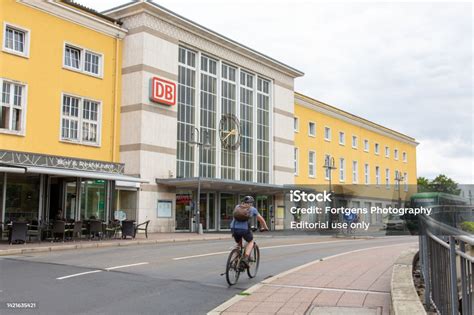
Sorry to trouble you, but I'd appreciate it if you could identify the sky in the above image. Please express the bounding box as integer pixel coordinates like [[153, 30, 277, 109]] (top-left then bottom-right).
[[77, 0, 473, 184]]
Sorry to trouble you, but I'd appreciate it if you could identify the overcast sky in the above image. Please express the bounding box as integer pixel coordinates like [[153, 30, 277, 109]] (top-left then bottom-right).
[[77, 0, 473, 184]]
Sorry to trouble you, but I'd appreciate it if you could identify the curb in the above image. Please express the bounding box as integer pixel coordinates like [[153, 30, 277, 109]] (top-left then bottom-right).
[[390, 249, 426, 315], [0, 236, 230, 256], [208, 242, 415, 314]]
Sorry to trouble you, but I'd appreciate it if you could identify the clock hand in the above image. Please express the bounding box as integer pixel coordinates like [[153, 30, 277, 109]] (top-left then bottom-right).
[[222, 129, 236, 142]]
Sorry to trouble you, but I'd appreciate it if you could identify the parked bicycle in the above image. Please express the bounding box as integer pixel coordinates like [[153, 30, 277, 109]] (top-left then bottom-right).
[[225, 227, 266, 286]]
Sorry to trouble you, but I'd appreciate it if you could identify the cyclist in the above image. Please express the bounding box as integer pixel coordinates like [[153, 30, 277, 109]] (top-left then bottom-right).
[[230, 196, 269, 267]]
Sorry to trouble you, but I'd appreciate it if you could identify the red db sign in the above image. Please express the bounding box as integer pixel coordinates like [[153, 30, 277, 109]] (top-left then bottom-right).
[[150, 77, 176, 106]]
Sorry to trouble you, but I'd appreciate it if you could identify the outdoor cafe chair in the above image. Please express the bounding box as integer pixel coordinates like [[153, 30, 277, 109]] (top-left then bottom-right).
[[27, 220, 41, 242], [134, 220, 150, 239], [105, 221, 121, 239], [121, 220, 135, 239], [52, 221, 66, 242], [9, 222, 28, 244], [70, 221, 83, 240], [89, 220, 103, 240]]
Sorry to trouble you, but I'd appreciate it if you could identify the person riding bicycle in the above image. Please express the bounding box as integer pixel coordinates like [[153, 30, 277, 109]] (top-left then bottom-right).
[[231, 196, 269, 267]]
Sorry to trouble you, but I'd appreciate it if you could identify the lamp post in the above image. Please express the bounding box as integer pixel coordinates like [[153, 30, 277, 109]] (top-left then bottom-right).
[[323, 155, 337, 226], [395, 171, 405, 208], [188, 127, 211, 234]]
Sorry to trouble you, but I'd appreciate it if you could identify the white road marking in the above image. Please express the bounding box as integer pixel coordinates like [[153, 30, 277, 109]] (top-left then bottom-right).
[[105, 262, 149, 271], [57, 262, 149, 280], [173, 239, 357, 260], [56, 270, 102, 280]]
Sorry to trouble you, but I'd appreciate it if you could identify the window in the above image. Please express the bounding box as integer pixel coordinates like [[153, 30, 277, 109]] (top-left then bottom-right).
[[61, 94, 101, 145], [308, 122, 316, 137], [394, 149, 399, 160], [63, 43, 102, 77], [324, 127, 331, 141], [221, 63, 237, 179], [364, 163, 370, 184], [294, 117, 299, 132], [352, 135, 358, 148], [364, 139, 369, 152], [177, 47, 196, 178], [403, 152, 407, 162], [375, 166, 380, 185], [308, 151, 315, 177], [256, 77, 270, 183], [385, 168, 390, 189], [375, 143, 380, 155], [339, 132, 345, 145], [404, 172, 408, 191], [294, 148, 299, 175], [0, 79, 26, 134], [339, 158, 345, 182], [3, 23, 29, 57], [64, 45, 81, 69], [324, 154, 330, 179], [385, 146, 390, 158], [84, 51, 101, 75], [352, 161, 358, 183]]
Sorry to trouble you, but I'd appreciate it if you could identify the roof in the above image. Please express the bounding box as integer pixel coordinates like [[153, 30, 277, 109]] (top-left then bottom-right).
[[102, 0, 304, 78], [295, 92, 419, 146], [61, 0, 123, 25]]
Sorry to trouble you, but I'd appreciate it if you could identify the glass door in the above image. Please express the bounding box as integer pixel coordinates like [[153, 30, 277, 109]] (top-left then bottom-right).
[[256, 195, 269, 229], [208, 193, 216, 230], [63, 180, 77, 221], [176, 192, 192, 231], [219, 193, 236, 230]]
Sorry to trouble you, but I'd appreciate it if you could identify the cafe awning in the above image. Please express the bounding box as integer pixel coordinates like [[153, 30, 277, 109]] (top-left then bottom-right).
[[24, 166, 148, 183]]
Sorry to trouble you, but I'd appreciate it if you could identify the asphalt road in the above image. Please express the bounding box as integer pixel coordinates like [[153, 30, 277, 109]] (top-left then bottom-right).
[[0, 234, 417, 315]]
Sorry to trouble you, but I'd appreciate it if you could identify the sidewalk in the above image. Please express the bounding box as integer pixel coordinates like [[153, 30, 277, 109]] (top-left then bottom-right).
[[211, 243, 416, 315], [0, 232, 232, 256]]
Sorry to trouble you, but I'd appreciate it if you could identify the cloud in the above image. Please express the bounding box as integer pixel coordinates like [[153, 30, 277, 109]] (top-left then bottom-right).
[[77, 0, 473, 183]]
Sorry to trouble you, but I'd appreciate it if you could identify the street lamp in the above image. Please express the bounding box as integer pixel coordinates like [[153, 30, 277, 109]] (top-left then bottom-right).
[[395, 171, 405, 208], [323, 155, 337, 226], [188, 127, 211, 234]]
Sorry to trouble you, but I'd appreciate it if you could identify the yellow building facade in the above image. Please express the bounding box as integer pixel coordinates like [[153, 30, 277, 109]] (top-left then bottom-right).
[[0, 0, 141, 226], [294, 92, 418, 224]]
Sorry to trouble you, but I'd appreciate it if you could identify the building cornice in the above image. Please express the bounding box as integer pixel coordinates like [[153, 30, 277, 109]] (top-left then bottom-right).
[[295, 92, 419, 146], [103, 1, 303, 78], [19, 0, 127, 39]]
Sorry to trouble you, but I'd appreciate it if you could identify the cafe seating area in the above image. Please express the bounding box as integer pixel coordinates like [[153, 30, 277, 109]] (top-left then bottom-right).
[[0, 219, 150, 245]]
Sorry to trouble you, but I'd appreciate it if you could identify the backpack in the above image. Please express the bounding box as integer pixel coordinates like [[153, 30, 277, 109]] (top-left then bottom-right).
[[233, 204, 251, 222]]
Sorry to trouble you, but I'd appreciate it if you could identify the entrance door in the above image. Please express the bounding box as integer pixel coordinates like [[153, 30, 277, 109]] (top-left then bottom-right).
[[64, 181, 77, 221], [220, 193, 236, 230], [176, 192, 193, 231], [256, 195, 270, 229], [199, 192, 216, 231]]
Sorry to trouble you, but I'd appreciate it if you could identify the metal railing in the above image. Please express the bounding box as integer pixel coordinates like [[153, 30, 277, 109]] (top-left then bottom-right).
[[419, 213, 474, 315]]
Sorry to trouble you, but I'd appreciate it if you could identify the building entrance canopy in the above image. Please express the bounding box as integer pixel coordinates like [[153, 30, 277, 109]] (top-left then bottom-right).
[[156, 177, 293, 195]]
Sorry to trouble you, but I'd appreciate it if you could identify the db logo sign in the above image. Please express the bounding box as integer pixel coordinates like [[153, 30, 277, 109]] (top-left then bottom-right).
[[150, 77, 176, 106]]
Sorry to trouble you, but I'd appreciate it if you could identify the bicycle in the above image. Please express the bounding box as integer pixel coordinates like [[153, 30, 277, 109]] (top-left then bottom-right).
[[225, 227, 265, 286]]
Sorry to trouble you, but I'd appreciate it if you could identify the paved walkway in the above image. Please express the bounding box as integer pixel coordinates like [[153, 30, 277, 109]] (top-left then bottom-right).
[[0, 232, 231, 256], [213, 243, 416, 315]]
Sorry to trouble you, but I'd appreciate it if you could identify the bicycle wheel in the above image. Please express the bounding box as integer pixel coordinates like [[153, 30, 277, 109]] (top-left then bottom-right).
[[226, 248, 241, 286], [247, 244, 260, 278]]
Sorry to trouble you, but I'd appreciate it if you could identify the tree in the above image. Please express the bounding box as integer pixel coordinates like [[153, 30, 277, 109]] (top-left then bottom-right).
[[417, 177, 431, 192], [417, 174, 461, 195]]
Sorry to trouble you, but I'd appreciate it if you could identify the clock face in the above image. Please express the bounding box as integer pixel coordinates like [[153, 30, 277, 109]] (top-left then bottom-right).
[[219, 114, 240, 150]]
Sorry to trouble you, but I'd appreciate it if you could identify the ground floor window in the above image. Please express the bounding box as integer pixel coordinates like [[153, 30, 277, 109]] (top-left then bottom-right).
[[3, 173, 40, 222], [80, 180, 107, 221]]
